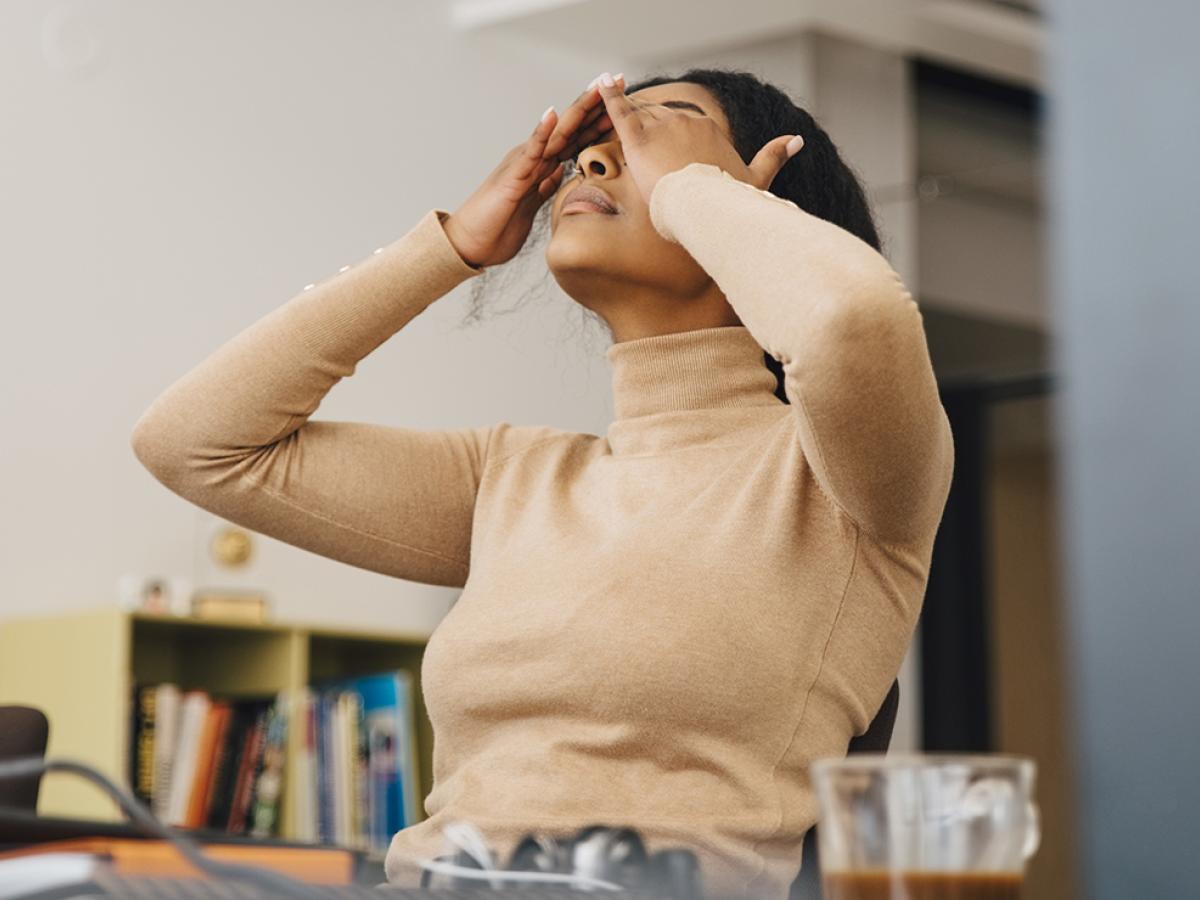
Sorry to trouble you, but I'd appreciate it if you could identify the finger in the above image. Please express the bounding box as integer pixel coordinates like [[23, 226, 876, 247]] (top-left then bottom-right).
[[748, 134, 803, 189], [595, 74, 645, 145], [536, 162, 566, 200], [543, 73, 625, 160], [555, 114, 615, 163], [510, 106, 561, 183], [547, 105, 608, 161], [526, 154, 565, 196], [508, 148, 564, 211], [517, 163, 562, 220], [555, 95, 661, 166]]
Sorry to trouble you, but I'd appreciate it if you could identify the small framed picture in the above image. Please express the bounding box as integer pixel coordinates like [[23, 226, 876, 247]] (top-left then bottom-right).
[[116, 574, 194, 616], [141, 578, 169, 613]]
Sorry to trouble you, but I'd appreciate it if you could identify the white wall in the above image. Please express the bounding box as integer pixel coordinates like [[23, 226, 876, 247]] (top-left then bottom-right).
[[0, 0, 617, 632], [920, 194, 1046, 327], [0, 2, 1001, 762]]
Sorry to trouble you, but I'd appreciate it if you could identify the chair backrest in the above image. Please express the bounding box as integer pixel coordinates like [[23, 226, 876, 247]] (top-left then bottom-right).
[[0, 705, 49, 812], [846, 679, 900, 756]]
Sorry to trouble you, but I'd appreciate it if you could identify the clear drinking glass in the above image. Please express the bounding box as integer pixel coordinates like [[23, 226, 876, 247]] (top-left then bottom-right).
[[811, 754, 1040, 900]]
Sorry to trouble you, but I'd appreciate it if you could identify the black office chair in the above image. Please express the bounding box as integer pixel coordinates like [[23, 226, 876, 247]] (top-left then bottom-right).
[[846, 679, 900, 755], [0, 705, 50, 813], [787, 680, 900, 900]]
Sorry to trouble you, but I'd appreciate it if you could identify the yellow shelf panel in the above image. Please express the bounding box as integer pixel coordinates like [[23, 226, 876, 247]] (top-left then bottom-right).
[[0, 608, 131, 821]]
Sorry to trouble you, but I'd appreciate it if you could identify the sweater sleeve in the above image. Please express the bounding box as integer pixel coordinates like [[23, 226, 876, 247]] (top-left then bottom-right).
[[131, 208, 497, 588], [648, 161, 954, 548]]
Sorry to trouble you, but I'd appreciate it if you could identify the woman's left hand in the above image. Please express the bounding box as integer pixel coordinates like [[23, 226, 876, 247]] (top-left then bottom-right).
[[594, 73, 804, 204]]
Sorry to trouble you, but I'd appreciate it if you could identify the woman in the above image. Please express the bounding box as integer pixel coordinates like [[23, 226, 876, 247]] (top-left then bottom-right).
[[131, 67, 954, 900]]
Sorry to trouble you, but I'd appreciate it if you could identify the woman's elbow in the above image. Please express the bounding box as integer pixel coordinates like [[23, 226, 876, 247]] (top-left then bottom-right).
[[130, 409, 185, 487], [129, 404, 223, 491]]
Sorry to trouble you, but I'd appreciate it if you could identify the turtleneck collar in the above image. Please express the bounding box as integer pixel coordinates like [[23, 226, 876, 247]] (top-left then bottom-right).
[[603, 326, 783, 455]]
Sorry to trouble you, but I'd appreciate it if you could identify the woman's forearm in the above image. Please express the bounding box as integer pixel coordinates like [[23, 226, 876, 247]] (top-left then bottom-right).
[[648, 162, 953, 547], [129, 208, 490, 586], [131, 209, 480, 483]]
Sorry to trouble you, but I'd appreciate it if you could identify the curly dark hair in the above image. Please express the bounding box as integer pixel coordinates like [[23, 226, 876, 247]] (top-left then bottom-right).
[[457, 66, 883, 403]]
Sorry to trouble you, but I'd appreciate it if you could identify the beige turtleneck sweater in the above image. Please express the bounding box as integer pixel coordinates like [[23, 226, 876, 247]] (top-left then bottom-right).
[[131, 161, 954, 900]]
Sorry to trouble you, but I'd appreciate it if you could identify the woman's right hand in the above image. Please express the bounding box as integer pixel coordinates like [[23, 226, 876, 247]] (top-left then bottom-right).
[[442, 74, 624, 270]]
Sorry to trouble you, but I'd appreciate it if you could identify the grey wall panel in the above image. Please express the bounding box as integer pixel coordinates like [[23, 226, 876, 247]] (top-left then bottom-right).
[[1046, 2, 1200, 899]]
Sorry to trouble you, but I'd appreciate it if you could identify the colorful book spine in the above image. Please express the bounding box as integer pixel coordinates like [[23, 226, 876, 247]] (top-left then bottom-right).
[[292, 687, 317, 843], [185, 701, 229, 828], [150, 683, 180, 822], [206, 701, 259, 830], [131, 685, 157, 807], [249, 694, 289, 838], [228, 707, 268, 834], [349, 691, 369, 849], [309, 670, 418, 853], [316, 690, 334, 844], [164, 691, 210, 827]]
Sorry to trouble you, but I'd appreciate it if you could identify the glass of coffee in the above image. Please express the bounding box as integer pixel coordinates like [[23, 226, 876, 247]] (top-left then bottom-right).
[[811, 754, 1040, 900]]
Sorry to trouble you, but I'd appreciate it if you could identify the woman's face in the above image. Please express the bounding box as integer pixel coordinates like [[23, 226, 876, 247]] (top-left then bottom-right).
[[545, 81, 736, 311]]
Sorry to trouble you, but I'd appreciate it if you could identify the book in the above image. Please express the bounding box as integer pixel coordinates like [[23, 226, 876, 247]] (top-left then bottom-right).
[[309, 671, 418, 853], [330, 693, 349, 845], [126, 685, 288, 839], [150, 684, 180, 822], [227, 707, 268, 834], [164, 692, 210, 827], [249, 695, 289, 838], [315, 691, 333, 844], [205, 701, 260, 831], [291, 688, 317, 844], [186, 702, 231, 828], [131, 686, 157, 807], [348, 692, 369, 849]]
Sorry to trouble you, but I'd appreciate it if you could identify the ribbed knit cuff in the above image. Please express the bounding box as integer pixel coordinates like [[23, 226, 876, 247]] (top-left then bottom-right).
[[648, 161, 727, 243], [433, 209, 485, 274], [649, 161, 802, 246]]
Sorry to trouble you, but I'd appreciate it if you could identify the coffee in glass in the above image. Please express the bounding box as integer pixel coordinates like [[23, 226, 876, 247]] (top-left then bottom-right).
[[811, 755, 1040, 900]]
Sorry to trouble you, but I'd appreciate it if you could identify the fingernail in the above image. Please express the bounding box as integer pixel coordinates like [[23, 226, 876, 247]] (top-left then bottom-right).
[[599, 72, 614, 87], [614, 72, 624, 82], [541, 104, 555, 123], [786, 135, 804, 155]]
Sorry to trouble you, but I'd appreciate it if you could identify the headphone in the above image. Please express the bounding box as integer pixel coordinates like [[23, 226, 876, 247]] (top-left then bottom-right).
[[420, 822, 700, 897]]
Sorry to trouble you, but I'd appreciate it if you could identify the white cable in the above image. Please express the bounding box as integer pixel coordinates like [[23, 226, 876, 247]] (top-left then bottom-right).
[[442, 821, 496, 869], [417, 857, 626, 891], [573, 834, 606, 881], [439, 820, 501, 889]]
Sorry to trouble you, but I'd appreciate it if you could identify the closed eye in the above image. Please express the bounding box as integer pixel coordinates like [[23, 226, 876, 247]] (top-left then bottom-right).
[[566, 99, 705, 164], [562, 100, 706, 176]]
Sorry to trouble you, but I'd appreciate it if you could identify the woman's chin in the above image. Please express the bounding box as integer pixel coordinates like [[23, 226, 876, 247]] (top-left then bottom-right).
[[545, 230, 621, 272]]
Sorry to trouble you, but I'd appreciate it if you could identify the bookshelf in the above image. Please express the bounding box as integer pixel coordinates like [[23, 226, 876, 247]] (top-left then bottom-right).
[[0, 608, 434, 844]]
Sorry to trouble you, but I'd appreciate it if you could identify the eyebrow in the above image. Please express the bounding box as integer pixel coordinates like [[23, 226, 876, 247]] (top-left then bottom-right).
[[573, 99, 712, 157], [656, 99, 708, 116]]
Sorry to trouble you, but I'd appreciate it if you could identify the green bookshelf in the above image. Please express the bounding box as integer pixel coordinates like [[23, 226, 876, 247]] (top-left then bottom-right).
[[0, 608, 434, 843]]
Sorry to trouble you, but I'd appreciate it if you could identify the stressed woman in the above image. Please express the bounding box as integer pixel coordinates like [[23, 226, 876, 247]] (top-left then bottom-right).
[[130, 69, 953, 900]]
